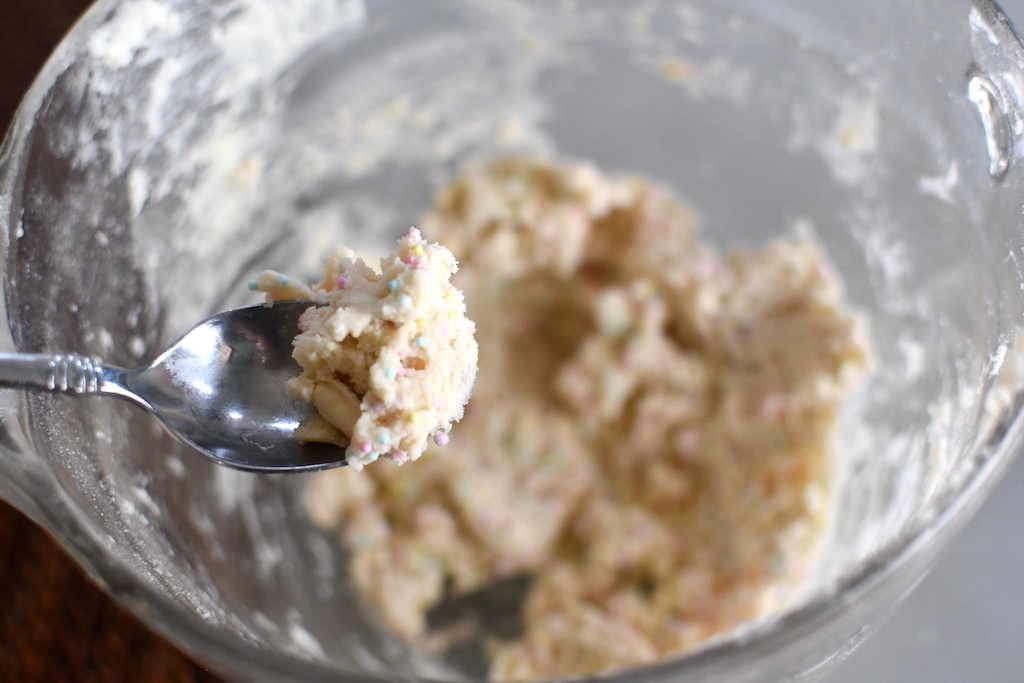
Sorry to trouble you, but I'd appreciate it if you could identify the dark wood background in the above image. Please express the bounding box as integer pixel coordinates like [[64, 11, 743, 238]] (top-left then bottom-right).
[[1, 3, 221, 681]]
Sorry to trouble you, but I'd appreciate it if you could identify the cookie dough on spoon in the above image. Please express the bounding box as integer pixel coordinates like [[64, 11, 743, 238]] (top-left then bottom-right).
[[252, 227, 478, 469]]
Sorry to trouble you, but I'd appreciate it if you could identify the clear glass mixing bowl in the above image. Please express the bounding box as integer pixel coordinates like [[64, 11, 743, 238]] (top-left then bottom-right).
[[3, 0, 1024, 680]]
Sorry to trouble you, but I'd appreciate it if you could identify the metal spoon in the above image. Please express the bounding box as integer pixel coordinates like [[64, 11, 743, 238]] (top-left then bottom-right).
[[0, 302, 347, 472]]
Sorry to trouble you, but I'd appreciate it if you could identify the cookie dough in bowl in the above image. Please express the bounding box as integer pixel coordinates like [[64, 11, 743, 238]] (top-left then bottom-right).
[[253, 228, 478, 470], [307, 157, 872, 680]]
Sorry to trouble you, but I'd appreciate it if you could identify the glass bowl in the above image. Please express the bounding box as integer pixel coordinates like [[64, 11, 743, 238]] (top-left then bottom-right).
[[2, 0, 1024, 680]]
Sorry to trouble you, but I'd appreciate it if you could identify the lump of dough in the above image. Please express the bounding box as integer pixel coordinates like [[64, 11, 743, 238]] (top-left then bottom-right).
[[252, 227, 478, 470], [307, 158, 871, 680]]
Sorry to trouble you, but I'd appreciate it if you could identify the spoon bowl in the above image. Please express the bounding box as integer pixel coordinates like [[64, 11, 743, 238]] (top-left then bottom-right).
[[0, 302, 347, 472]]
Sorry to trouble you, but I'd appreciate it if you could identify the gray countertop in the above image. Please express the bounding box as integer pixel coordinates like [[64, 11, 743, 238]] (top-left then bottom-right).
[[825, 4, 1024, 679], [825, 455, 1024, 681]]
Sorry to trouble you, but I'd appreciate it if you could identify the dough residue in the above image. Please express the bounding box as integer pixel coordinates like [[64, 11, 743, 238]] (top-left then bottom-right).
[[307, 157, 871, 679]]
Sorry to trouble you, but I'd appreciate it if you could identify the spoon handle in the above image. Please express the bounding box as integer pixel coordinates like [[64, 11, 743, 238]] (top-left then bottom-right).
[[0, 352, 109, 394]]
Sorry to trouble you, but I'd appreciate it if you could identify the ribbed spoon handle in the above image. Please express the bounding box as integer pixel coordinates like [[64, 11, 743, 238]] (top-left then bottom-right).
[[0, 352, 108, 394]]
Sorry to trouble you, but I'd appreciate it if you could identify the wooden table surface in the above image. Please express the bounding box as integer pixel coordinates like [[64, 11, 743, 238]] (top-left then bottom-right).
[[0, 3, 222, 681]]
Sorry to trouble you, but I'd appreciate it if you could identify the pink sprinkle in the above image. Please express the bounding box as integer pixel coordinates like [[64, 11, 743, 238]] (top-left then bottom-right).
[[408, 227, 421, 240], [433, 432, 449, 447], [391, 450, 410, 465], [337, 276, 347, 289], [404, 255, 415, 265], [762, 394, 786, 420], [360, 442, 372, 454], [413, 258, 427, 269]]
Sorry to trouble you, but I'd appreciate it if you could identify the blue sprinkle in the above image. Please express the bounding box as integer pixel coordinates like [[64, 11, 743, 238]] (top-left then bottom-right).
[[415, 335, 428, 348], [388, 279, 400, 292], [398, 294, 413, 309], [384, 367, 397, 380], [365, 452, 380, 464], [276, 274, 288, 286], [377, 430, 391, 446], [247, 280, 259, 291]]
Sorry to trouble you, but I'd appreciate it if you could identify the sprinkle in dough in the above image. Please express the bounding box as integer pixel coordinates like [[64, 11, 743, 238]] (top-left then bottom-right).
[[253, 228, 478, 470], [307, 158, 871, 679]]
